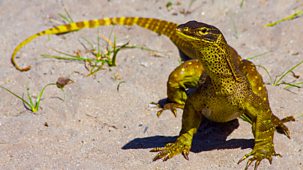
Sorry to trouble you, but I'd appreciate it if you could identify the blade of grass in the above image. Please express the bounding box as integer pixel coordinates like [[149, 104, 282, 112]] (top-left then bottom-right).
[[110, 35, 118, 66], [26, 88, 35, 108], [35, 83, 56, 112], [273, 60, 303, 86], [57, 6, 74, 24], [246, 51, 270, 60], [265, 10, 303, 27], [0, 85, 31, 108], [42, 54, 89, 61], [240, 0, 245, 8], [256, 64, 273, 83], [284, 81, 303, 89]]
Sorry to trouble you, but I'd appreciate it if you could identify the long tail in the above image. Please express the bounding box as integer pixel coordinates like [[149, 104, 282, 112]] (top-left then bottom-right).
[[11, 17, 179, 71]]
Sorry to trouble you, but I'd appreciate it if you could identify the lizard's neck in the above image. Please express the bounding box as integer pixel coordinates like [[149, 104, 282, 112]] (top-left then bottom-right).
[[198, 42, 243, 90]]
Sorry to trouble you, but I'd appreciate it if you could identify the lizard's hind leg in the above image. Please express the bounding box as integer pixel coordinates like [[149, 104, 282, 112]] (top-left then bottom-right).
[[157, 59, 204, 117]]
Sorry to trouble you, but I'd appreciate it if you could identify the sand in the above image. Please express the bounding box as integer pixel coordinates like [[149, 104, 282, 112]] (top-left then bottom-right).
[[0, 0, 302, 169]]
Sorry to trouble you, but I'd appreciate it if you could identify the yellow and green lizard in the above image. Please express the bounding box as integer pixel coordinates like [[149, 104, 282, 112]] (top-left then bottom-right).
[[11, 17, 295, 169]]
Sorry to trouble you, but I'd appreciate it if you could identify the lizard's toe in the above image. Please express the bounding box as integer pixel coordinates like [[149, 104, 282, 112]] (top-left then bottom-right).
[[156, 103, 184, 117], [151, 140, 190, 161], [239, 147, 282, 170]]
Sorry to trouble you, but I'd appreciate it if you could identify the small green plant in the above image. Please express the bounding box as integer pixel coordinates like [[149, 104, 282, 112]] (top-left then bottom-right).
[[265, 10, 303, 27], [272, 60, 303, 88], [42, 31, 159, 76], [0, 77, 72, 113], [258, 61, 303, 88]]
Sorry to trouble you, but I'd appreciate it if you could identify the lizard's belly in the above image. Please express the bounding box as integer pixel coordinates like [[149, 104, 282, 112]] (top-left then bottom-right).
[[201, 98, 244, 122]]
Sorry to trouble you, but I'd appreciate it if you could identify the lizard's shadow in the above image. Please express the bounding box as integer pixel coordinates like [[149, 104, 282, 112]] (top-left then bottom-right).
[[122, 119, 254, 153]]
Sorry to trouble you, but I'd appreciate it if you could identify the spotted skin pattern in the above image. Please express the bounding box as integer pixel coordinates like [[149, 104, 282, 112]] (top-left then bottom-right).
[[12, 17, 295, 169], [151, 21, 294, 170], [157, 59, 203, 117]]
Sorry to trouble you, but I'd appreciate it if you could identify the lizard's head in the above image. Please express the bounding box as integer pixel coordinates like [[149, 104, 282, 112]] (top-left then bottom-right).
[[176, 21, 225, 46]]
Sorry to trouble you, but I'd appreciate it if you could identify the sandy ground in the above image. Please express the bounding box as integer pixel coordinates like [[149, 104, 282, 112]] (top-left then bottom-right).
[[0, 0, 302, 169]]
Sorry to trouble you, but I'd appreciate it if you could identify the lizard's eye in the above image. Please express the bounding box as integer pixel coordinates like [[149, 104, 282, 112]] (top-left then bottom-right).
[[183, 27, 189, 32], [197, 28, 208, 35]]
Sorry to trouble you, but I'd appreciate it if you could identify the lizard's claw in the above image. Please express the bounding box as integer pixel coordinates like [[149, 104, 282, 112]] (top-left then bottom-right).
[[276, 124, 291, 138], [276, 116, 295, 138], [238, 148, 281, 170], [150, 140, 190, 161], [156, 103, 184, 117], [182, 149, 190, 160]]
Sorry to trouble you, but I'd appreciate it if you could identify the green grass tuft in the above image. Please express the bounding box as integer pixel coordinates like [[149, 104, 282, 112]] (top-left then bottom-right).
[[42, 30, 158, 76], [0, 78, 71, 113]]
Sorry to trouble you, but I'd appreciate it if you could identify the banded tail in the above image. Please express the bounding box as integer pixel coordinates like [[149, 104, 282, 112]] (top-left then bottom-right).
[[11, 17, 180, 71]]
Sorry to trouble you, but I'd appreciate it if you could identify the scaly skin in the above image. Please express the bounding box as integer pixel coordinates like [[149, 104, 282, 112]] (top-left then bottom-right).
[[151, 21, 294, 170], [157, 59, 203, 117], [12, 17, 295, 169]]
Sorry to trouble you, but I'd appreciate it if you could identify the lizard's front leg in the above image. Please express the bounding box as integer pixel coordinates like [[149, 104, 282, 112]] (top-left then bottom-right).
[[157, 59, 204, 117], [152, 95, 204, 160], [240, 59, 295, 139]]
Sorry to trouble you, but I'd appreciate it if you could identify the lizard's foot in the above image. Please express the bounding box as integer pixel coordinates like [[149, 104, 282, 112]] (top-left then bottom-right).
[[150, 139, 190, 161], [274, 116, 295, 138], [238, 145, 281, 170], [156, 103, 184, 117]]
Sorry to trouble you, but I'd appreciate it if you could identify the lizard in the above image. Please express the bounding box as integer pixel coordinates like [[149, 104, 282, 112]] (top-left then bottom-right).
[[11, 17, 295, 169]]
